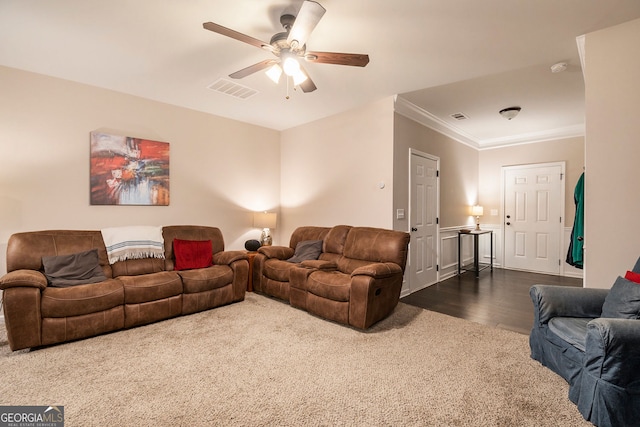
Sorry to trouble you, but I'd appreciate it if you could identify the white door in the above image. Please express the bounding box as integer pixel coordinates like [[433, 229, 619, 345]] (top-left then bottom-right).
[[409, 151, 439, 292], [503, 163, 564, 274]]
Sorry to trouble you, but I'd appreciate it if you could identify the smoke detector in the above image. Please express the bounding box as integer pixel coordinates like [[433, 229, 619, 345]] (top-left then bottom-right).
[[550, 62, 568, 73]]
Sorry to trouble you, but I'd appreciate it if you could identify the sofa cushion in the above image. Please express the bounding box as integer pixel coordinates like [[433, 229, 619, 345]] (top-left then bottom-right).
[[6, 230, 110, 274], [289, 226, 331, 251], [178, 265, 233, 294], [323, 225, 351, 255], [118, 271, 183, 304], [42, 249, 107, 288], [307, 270, 351, 302], [601, 276, 640, 319], [173, 238, 213, 271], [287, 240, 323, 263], [342, 227, 410, 270], [111, 258, 165, 277], [263, 259, 298, 282], [548, 317, 592, 352], [625, 270, 640, 284], [41, 279, 124, 318]]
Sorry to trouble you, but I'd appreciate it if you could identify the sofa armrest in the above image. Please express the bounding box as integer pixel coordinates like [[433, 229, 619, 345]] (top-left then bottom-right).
[[351, 262, 402, 279], [257, 245, 294, 260], [530, 285, 609, 325], [213, 250, 247, 266], [300, 260, 337, 270], [0, 270, 48, 291], [584, 318, 640, 387]]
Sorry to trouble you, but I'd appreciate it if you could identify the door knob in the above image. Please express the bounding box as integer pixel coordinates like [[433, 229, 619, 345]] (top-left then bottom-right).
[[506, 215, 511, 219], [411, 227, 417, 232], [506, 222, 511, 226]]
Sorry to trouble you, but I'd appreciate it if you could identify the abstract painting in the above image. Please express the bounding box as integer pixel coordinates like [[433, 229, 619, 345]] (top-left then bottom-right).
[[90, 132, 170, 205]]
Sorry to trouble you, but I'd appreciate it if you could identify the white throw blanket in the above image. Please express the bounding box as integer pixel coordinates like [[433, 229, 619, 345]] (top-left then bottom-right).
[[101, 226, 165, 265]]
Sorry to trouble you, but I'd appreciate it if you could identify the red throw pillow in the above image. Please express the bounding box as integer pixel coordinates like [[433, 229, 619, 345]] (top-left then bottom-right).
[[173, 239, 213, 271], [624, 270, 640, 284]]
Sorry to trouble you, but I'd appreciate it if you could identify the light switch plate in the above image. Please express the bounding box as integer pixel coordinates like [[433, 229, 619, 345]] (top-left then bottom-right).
[[396, 209, 405, 219]]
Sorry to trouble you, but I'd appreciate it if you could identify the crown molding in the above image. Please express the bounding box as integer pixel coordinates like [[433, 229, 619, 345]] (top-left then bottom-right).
[[477, 123, 585, 150], [394, 96, 585, 150], [394, 96, 480, 150]]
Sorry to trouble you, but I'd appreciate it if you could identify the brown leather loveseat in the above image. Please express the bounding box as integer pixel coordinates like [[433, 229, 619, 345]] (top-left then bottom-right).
[[253, 225, 410, 329], [0, 225, 247, 351]]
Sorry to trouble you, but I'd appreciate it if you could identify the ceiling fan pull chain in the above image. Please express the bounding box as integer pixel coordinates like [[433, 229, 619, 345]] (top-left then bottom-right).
[[286, 76, 290, 100]]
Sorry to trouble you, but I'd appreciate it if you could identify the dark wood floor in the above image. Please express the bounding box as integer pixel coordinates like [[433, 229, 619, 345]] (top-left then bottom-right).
[[400, 268, 582, 335]]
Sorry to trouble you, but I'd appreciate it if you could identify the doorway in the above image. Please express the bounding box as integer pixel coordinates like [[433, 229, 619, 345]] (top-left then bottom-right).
[[409, 149, 439, 293], [502, 162, 565, 275]]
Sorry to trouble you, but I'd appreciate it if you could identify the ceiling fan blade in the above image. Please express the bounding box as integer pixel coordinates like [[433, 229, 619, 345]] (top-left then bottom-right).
[[306, 51, 369, 67], [298, 65, 317, 93], [203, 22, 274, 52], [229, 59, 278, 79], [287, 1, 326, 48]]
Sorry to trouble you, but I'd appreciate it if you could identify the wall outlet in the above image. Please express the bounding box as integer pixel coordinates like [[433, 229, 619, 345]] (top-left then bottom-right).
[[491, 209, 498, 216]]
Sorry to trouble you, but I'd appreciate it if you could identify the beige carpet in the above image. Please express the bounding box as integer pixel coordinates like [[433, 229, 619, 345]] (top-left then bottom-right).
[[0, 293, 590, 426]]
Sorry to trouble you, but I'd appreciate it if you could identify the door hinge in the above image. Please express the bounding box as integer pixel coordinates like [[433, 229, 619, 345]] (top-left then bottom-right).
[[436, 170, 440, 177], [560, 173, 564, 180], [436, 265, 439, 271], [436, 217, 439, 224]]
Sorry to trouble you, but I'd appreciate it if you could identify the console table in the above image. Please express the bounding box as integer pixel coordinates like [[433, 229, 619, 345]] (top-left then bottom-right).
[[457, 230, 493, 278]]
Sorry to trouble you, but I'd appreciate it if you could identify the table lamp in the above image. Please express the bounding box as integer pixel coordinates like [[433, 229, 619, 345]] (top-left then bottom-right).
[[253, 212, 277, 246], [472, 205, 483, 231]]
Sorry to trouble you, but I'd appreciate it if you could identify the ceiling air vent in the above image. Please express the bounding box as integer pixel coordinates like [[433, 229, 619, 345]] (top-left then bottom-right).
[[450, 112, 468, 121], [208, 78, 258, 100]]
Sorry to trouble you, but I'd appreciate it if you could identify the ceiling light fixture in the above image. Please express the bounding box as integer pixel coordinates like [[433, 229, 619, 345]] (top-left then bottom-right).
[[281, 52, 308, 85], [499, 106, 521, 120], [265, 51, 308, 88], [265, 64, 283, 84]]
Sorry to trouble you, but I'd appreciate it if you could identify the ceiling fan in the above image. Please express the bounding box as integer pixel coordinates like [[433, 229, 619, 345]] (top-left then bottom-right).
[[203, 0, 369, 93]]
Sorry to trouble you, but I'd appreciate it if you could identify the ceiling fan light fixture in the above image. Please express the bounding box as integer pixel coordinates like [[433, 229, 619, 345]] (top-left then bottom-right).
[[265, 64, 283, 83], [499, 106, 521, 120], [292, 69, 308, 85], [282, 55, 301, 77]]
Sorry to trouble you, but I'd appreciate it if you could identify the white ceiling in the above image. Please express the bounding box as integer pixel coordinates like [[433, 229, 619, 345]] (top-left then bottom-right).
[[2, 0, 640, 147]]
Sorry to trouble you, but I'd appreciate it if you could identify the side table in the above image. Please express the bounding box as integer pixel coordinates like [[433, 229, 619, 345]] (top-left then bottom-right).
[[246, 251, 257, 292], [457, 230, 493, 278]]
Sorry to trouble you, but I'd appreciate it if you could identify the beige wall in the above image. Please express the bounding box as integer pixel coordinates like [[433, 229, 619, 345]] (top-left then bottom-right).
[[393, 113, 479, 230], [584, 18, 640, 288], [478, 137, 585, 226], [279, 97, 395, 241], [0, 66, 280, 274]]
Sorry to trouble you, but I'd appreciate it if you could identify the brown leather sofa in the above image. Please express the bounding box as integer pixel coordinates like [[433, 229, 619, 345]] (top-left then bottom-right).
[[0, 226, 248, 351], [253, 225, 410, 329]]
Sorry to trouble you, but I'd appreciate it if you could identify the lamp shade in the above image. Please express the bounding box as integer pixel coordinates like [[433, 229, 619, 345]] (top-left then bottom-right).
[[253, 212, 277, 229], [472, 205, 484, 216]]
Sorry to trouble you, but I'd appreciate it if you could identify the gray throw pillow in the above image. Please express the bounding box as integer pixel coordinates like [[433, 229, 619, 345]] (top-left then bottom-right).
[[42, 249, 108, 288], [287, 240, 323, 263], [601, 276, 640, 319]]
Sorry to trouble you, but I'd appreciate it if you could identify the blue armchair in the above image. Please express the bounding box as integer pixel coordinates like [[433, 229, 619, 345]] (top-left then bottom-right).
[[529, 259, 640, 427]]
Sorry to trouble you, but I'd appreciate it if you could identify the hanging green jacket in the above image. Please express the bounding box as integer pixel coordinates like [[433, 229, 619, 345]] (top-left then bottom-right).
[[567, 172, 584, 268]]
